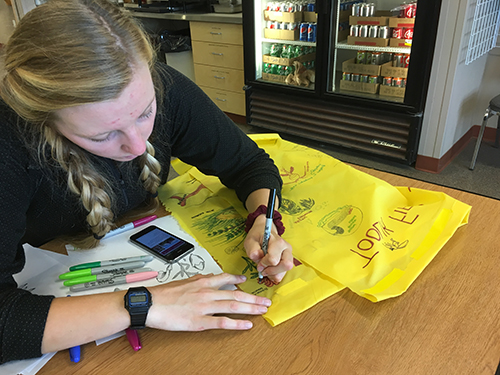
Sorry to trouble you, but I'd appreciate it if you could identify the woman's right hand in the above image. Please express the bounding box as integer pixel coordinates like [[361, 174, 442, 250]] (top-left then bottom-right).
[[146, 273, 271, 331]]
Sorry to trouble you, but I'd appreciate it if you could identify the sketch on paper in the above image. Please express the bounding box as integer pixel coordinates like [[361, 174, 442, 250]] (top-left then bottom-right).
[[156, 253, 207, 283]]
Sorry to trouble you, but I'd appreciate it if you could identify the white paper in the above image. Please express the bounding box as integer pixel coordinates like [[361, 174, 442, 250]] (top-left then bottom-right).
[[3, 215, 224, 374]]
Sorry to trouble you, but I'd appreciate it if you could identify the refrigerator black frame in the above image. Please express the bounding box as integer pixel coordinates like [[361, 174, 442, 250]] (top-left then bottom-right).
[[243, 0, 442, 116]]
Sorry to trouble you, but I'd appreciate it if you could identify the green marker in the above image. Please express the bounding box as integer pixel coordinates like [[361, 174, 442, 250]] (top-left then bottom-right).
[[68, 255, 154, 271], [60, 261, 147, 280], [63, 267, 153, 286]]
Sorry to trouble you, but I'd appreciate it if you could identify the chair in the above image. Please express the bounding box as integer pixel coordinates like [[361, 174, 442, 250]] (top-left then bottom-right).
[[469, 94, 500, 170]]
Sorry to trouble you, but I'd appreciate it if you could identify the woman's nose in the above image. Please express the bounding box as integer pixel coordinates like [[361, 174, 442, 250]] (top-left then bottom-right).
[[121, 127, 146, 156]]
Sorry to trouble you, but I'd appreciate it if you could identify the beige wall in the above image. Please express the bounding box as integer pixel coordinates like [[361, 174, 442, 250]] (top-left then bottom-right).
[[419, 0, 500, 159]]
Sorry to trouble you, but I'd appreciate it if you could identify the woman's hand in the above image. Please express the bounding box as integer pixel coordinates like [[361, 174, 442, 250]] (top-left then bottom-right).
[[146, 273, 271, 331], [244, 214, 294, 284]]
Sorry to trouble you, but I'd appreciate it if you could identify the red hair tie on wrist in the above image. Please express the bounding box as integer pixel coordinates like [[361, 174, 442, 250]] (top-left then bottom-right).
[[245, 205, 285, 236]]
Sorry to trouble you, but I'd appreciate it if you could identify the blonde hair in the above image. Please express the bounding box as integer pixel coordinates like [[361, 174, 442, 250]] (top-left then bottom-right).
[[0, 0, 162, 247]]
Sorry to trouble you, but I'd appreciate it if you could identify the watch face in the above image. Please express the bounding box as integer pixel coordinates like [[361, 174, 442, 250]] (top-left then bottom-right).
[[128, 291, 150, 307], [130, 295, 147, 303]]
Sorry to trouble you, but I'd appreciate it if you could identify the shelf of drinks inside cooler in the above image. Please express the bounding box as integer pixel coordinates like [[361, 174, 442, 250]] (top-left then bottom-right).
[[335, 40, 410, 54], [262, 38, 316, 47]]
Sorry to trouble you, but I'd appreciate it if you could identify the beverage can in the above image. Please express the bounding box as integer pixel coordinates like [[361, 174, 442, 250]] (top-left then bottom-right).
[[360, 74, 369, 83], [300, 22, 309, 42], [263, 63, 270, 74], [342, 72, 351, 81], [371, 52, 381, 65], [270, 64, 279, 75], [308, 23, 317, 43], [359, 25, 369, 38], [383, 76, 392, 86], [278, 65, 288, 76], [368, 75, 379, 84], [393, 27, 403, 39], [368, 3, 376, 16], [393, 53, 403, 67], [393, 77, 403, 87], [360, 3, 370, 17], [307, 2, 315, 12], [403, 54, 411, 68], [404, 3, 413, 18], [401, 78, 407, 88], [285, 65, 294, 75], [356, 50, 366, 64], [352, 3, 360, 16], [403, 28, 413, 40], [378, 26, 390, 39], [351, 73, 361, 82], [350, 24, 360, 37], [368, 25, 379, 38], [365, 51, 373, 64]]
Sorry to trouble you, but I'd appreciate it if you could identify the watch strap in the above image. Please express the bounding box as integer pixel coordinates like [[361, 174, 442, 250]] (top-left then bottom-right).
[[125, 287, 152, 330]]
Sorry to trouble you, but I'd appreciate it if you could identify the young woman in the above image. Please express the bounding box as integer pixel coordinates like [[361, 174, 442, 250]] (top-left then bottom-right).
[[0, 0, 293, 363]]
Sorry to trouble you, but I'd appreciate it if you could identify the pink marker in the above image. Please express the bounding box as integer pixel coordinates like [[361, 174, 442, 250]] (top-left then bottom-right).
[[69, 271, 158, 292], [103, 215, 158, 240], [125, 328, 142, 351]]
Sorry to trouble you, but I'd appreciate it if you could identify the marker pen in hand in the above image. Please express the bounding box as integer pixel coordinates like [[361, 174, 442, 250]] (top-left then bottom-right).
[[259, 189, 277, 279]]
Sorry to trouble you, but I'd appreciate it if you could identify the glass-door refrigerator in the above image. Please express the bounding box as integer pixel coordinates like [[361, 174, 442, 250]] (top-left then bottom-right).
[[242, 0, 442, 164]]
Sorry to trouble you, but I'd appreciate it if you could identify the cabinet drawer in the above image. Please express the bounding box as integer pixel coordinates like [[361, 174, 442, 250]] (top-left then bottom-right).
[[194, 64, 244, 93], [200, 86, 246, 116], [192, 41, 244, 70], [190, 22, 243, 45]]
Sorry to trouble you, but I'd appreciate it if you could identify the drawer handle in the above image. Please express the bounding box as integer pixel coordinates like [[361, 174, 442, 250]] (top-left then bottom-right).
[[210, 32, 222, 35], [214, 75, 226, 79], [211, 52, 224, 56], [216, 97, 227, 102]]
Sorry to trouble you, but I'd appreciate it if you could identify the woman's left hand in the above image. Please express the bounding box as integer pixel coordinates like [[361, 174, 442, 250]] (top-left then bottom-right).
[[244, 214, 294, 284]]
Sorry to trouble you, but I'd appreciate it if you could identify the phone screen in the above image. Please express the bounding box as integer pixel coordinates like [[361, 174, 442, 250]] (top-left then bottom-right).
[[130, 225, 194, 263]]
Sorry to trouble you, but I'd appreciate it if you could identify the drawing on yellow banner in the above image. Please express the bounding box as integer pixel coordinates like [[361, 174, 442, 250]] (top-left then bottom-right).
[[318, 205, 363, 236]]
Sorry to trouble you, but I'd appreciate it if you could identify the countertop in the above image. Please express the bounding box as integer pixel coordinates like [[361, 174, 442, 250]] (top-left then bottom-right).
[[125, 4, 243, 24]]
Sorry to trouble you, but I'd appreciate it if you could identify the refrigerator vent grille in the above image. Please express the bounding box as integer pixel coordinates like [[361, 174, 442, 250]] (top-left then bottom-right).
[[248, 90, 414, 162]]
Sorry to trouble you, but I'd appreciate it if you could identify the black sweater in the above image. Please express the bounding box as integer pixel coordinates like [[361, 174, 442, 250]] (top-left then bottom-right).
[[0, 64, 282, 363]]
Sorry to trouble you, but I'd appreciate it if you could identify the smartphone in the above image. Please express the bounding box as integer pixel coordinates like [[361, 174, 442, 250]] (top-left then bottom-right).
[[129, 225, 195, 263]]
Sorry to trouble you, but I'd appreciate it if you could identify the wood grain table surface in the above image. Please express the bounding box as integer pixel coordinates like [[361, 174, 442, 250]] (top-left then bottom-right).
[[37, 165, 500, 375]]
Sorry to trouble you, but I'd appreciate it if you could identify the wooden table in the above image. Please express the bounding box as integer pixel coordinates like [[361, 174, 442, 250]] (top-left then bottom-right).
[[38, 165, 500, 375]]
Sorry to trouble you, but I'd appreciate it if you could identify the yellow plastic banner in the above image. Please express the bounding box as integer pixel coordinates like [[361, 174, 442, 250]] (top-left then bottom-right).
[[158, 134, 471, 325]]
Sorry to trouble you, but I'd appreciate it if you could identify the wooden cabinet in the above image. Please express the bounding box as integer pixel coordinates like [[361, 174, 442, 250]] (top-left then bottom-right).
[[191, 21, 245, 116]]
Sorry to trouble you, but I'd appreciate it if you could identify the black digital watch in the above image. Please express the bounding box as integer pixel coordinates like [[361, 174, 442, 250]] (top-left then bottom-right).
[[124, 286, 152, 330]]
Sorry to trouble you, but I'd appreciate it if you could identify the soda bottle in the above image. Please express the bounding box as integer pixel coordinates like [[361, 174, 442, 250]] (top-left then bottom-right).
[[270, 44, 281, 57], [263, 63, 272, 74], [293, 45, 304, 57], [284, 65, 294, 75], [271, 64, 279, 75], [281, 44, 293, 58]]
